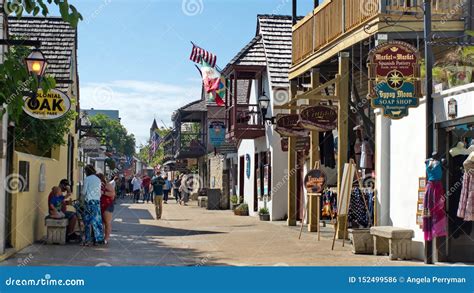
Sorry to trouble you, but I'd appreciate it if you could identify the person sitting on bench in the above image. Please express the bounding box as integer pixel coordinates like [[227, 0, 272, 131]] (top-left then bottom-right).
[[47, 180, 80, 242]]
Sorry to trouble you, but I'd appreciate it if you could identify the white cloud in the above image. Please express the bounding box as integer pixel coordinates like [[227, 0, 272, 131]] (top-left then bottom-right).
[[80, 80, 202, 147]]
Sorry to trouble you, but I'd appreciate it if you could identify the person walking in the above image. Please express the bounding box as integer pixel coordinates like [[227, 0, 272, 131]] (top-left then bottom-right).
[[81, 165, 105, 246], [173, 175, 181, 203], [131, 174, 142, 203], [142, 174, 152, 203], [179, 173, 190, 206], [151, 172, 165, 219], [163, 175, 172, 204], [98, 173, 115, 244]]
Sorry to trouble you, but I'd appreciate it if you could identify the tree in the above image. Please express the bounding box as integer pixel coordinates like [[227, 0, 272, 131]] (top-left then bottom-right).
[[138, 127, 171, 168], [89, 114, 136, 156], [5, 0, 82, 27]]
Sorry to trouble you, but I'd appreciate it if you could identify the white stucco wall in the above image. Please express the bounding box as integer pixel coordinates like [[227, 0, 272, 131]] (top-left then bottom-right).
[[378, 83, 474, 260], [236, 74, 289, 220]]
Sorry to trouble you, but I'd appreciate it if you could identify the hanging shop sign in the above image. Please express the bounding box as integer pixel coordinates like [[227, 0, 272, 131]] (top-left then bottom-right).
[[304, 169, 327, 194], [448, 98, 458, 119], [245, 154, 251, 179], [275, 114, 309, 137], [209, 121, 226, 147], [299, 105, 337, 131], [367, 41, 422, 119], [23, 89, 72, 120], [280, 137, 310, 152], [81, 137, 101, 151]]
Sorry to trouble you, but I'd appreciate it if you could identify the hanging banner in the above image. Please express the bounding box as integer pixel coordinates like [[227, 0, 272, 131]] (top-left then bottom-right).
[[275, 114, 309, 137], [299, 105, 337, 131], [367, 41, 422, 119], [304, 169, 327, 194], [209, 121, 226, 147], [23, 89, 72, 120]]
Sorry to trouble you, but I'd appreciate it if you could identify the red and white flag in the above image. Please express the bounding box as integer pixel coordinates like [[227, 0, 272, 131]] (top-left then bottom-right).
[[190, 43, 217, 68]]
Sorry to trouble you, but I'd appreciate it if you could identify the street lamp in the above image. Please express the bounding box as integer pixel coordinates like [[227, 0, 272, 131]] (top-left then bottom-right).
[[258, 92, 275, 124], [25, 48, 48, 77]]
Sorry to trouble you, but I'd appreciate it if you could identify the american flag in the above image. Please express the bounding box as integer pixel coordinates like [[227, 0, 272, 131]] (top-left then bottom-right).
[[190, 43, 217, 68], [150, 131, 162, 157]]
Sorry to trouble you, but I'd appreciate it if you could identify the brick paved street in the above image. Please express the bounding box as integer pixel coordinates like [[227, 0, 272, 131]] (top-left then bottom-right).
[[0, 199, 423, 267]]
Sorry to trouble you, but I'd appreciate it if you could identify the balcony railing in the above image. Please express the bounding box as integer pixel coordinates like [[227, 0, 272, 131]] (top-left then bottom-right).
[[226, 104, 265, 140], [292, 0, 463, 65], [175, 132, 207, 159]]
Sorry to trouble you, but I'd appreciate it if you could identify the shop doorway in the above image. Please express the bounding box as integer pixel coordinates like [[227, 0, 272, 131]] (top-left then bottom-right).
[[437, 117, 474, 262], [239, 156, 245, 203], [296, 151, 305, 221]]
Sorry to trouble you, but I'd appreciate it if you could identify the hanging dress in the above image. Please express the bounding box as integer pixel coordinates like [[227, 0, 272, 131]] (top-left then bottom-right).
[[423, 160, 447, 241], [457, 158, 474, 221]]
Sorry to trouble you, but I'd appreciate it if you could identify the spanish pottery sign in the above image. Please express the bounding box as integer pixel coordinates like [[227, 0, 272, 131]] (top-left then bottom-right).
[[367, 41, 422, 119]]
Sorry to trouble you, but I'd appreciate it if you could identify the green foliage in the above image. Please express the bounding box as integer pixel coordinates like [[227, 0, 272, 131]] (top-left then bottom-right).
[[15, 109, 75, 155], [5, 0, 83, 27], [0, 45, 56, 122], [89, 114, 136, 156], [235, 203, 249, 212], [258, 207, 269, 215], [230, 195, 238, 204]]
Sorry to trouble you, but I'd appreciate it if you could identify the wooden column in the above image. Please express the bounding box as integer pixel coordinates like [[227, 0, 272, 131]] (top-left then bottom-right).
[[336, 52, 350, 238], [287, 80, 298, 226], [308, 68, 320, 233]]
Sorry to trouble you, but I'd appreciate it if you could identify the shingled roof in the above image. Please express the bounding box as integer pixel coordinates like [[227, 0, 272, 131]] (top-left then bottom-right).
[[8, 17, 77, 92], [223, 15, 293, 89], [257, 15, 293, 89]]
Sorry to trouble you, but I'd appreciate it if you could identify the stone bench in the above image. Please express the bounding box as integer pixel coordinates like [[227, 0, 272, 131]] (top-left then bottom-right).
[[370, 226, 414, 260], [197, 196, 208, 208], [45, 217, 68, 245]]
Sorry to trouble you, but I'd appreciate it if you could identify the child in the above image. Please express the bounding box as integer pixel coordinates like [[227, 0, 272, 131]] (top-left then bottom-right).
[[49, 186, 66, 219]]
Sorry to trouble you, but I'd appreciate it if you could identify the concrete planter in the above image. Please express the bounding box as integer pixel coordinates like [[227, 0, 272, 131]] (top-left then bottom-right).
[[259, 214, 270, 221], [348, 228, 373, 254], [234, 209, 249, 216]]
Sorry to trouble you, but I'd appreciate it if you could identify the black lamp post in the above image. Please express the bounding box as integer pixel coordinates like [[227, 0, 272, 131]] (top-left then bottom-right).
[[258, 92, 276, 125]]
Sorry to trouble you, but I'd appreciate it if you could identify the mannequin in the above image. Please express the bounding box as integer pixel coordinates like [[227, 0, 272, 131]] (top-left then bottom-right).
[[449, 141, 467, 157], [458, 152, 474, 221], [423, 152, 447, 243]]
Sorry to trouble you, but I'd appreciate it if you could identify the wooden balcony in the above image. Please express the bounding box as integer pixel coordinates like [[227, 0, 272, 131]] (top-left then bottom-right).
[[291, 0, 464, 77], [175, 132, 207, 159], [226, 104, 265, 140]]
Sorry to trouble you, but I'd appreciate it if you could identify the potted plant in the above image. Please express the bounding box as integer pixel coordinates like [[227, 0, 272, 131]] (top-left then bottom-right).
[[437, 46, 474, 88], [234, 203, 249, 216], [258, 207, 270, 221], [230, 195, 239, 210]]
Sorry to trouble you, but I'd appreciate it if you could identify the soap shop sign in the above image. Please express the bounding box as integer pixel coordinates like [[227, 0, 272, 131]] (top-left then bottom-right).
[[23, 89, 72, 120], [367, 41, 422, 119]]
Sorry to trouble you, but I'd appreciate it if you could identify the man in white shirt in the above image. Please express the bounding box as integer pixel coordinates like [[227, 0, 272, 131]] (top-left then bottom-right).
[[131, 174, 142, 203]]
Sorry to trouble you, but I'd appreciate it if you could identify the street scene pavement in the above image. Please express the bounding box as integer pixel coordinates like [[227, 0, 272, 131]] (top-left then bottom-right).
[[1, 198, 423, 267]]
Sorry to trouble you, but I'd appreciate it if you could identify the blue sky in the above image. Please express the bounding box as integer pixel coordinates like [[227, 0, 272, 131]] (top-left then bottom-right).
[[70, 0, 314, 145]]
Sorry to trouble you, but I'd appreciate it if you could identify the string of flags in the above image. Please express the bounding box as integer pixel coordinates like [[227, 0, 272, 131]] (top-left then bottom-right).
[[189, 42, 225, 106]]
